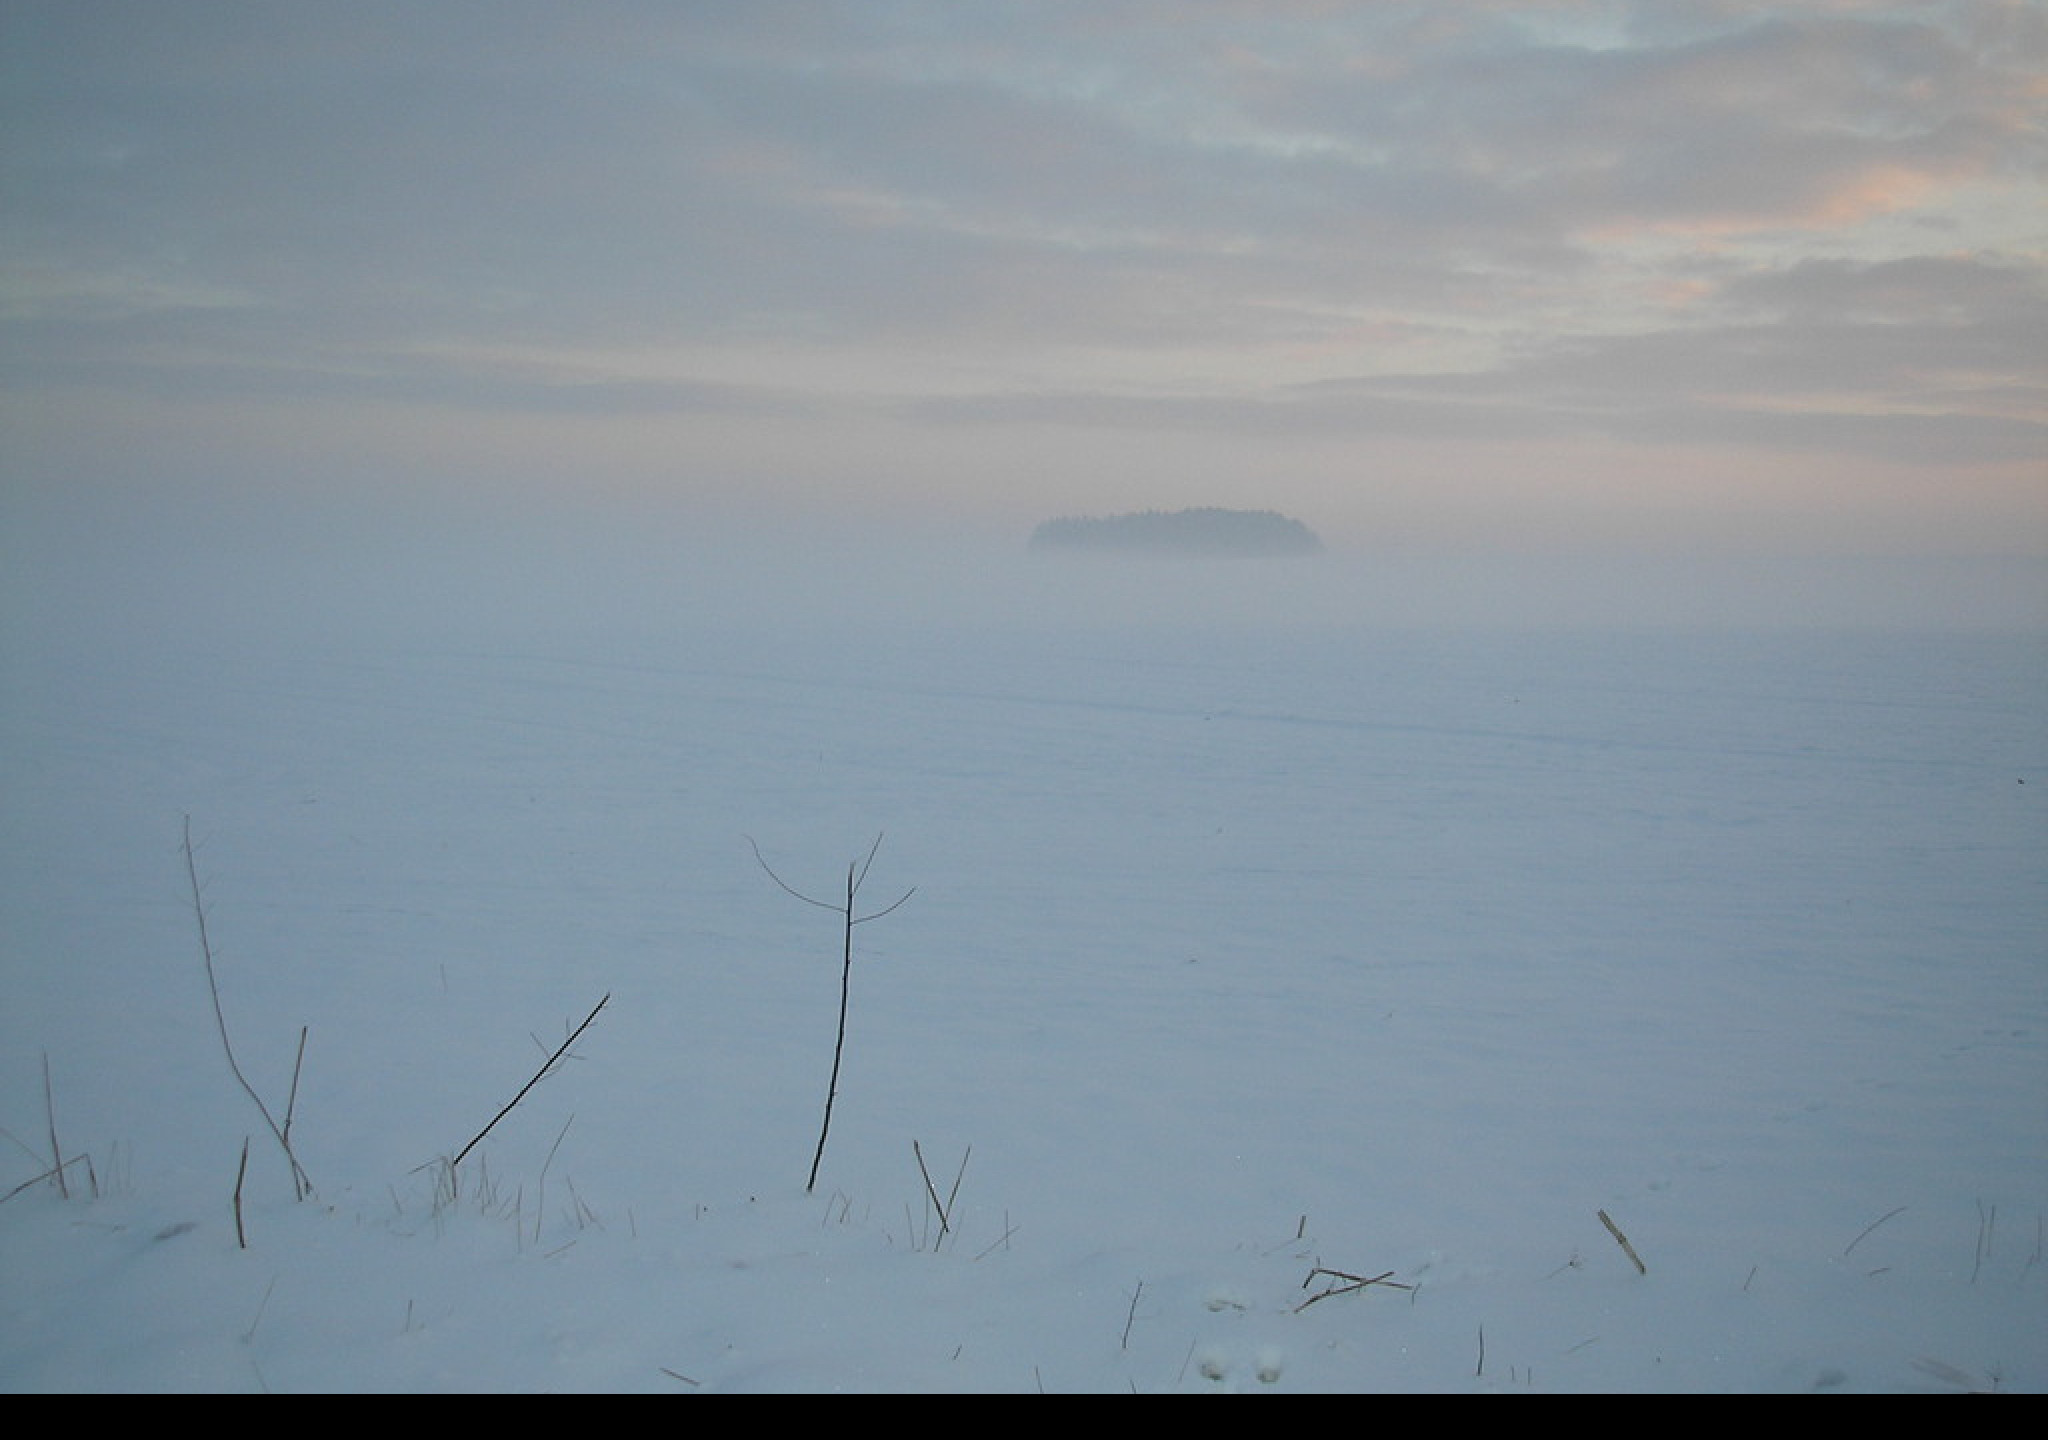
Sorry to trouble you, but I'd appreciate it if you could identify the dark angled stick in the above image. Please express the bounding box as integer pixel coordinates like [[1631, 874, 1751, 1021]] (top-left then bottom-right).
[[450, 994, 610, 1170]]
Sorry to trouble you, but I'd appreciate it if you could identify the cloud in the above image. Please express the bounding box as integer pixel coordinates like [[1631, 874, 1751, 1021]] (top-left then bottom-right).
[[0, 2, 2040, 562]]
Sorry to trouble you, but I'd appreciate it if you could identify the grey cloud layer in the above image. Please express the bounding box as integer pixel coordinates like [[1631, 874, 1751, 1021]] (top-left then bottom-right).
[[1, 1, 2041, 474]]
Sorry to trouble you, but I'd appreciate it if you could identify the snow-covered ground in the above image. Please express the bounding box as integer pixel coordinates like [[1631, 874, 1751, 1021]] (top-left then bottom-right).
[[2, 539, 2043, 1392]]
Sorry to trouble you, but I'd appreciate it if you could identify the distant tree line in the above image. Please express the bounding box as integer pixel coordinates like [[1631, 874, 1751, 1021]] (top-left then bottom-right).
[[1028, 507, 1322, 557]]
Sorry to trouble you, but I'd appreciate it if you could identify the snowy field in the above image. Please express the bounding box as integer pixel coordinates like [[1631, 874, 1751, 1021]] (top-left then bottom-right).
[[2, 540, 2043, 1392]]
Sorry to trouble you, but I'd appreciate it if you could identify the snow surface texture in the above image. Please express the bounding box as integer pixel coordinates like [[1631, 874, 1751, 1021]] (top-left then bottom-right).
[[2, 558, 2043, 1392]]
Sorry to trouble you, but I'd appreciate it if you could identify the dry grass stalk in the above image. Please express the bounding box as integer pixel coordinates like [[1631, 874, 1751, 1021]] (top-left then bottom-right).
[[182, 817, 313, 1200], [233, 1138, 250, 1249], [1598, 1208, 1646, 1274], [911, 1139, 970, 1251], [1296, 1264, 1415, 1310], [1843, 1205, 1906, 1257], [41, 1053, 66, 1199]]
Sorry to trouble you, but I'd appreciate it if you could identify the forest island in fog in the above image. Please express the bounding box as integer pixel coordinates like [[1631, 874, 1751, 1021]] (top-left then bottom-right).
[[1029, 507, 1322, 558]]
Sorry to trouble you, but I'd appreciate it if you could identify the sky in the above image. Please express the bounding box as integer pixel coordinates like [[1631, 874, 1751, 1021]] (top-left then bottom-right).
[[1, 2, 2044, 626]]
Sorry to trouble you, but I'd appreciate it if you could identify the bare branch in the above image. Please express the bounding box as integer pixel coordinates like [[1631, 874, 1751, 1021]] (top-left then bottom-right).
[[852, 831, 886, 892], [754, 833, 914, 1193], [745, 836, 840, 912], [854, 885, 918, 925]]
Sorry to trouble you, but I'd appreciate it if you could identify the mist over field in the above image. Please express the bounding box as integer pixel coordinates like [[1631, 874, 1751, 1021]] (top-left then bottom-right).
[[6, 474, 2043, 670], [3, 3, 2043, 1391]]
